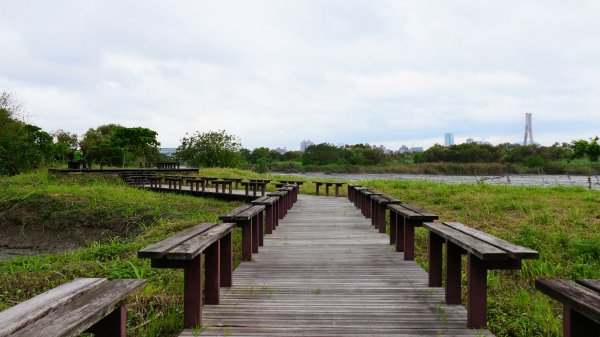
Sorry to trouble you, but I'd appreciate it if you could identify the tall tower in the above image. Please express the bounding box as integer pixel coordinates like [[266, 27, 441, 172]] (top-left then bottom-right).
[[523, 113, 534, 145]]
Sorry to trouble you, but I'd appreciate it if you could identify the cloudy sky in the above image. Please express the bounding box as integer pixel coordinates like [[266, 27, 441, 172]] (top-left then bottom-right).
[[1, 1, 599, 150]]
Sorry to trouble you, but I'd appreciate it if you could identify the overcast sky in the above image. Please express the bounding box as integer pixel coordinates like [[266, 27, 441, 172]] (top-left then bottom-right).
[[1, 1, 599, 150]]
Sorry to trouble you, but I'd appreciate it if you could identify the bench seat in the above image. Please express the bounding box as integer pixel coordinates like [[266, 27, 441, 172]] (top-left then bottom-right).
[[536, 279, 600, 337], [220, 205, 265, 261], [388, 204, 438, 259], [0, 278, 146, 337], [252, 196, 280, 234], [370, 194, 401, 234], [423, 221, 538, 328], [138, 222, 235, 328]]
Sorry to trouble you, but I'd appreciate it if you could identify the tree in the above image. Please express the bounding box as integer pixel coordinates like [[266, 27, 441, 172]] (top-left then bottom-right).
[[0, 92, 54, 175], [53, 129, 78, 161], [79, 124, 161, 166], [175, 130, 243, 168], [572, 136, 600, 162], [302, 143, 343, 165]]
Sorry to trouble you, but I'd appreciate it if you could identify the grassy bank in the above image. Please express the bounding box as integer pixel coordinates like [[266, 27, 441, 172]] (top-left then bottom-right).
[[0, 171, 242, 336], [0, 168, 598, 336]]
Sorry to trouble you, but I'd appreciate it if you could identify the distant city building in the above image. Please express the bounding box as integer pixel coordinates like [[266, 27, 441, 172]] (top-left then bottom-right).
[[300, 139, 314, 152], [274, 147, 287, 154], [444, 133, 455, 146], [398, 145, 410, 153], [410, 147, 424, 153]]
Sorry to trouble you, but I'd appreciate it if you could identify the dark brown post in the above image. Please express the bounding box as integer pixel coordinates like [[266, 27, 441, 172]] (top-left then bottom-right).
[[428, 232, 443, 287], [563, 306, 600, 337], [265, 205, 273, 234], [403, 220, 416, 260], [467, 254, 487, 328], [445, 241, 462, 304], [370, 199, 377, 227], [220, 233, 232, 287], [87, 304, 127, 337], [241, 221, 252, 261], [252, 215, 259, 253], [377, 203, 386, 233], [325, 184, 330, 196], [395, 216, 405, 252], [389, 210, 397, 245], [365, 195, 372, 218], [316, 183, 320, 195], [183, 255, 202, 328], [204, 241, 220, 305], [258, 210, 264, 246]]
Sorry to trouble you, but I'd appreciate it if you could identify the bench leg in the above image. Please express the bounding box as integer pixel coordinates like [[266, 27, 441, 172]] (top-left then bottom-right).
[[389, 212, 397, 245], [467, 254, 487, 328], [335, 185, 340, 197], [365, 198, 372, 218], [252, 215, 259, 253], [370, 200, 376, 227], [241, 221, 253, 261], [205, 241, 220, 305], [86, 304, 126, 337], [316, 184, 320, 195], [258, 211, 264, 246], [265, 205, 273, 234], [446, 241, 462, 304], [395, 217, 404, 252], [184, 255, 202, 328], [220, 233, 232, 287], [325, 185, 330, 196], [428, 232, 443, 287], [403, 221, 416, 260], [563, 306, 600, 337], [378, 205, 386, 233]]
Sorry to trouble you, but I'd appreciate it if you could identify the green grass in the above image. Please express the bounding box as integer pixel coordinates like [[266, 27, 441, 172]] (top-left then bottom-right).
[[1, 168, 598, 336]]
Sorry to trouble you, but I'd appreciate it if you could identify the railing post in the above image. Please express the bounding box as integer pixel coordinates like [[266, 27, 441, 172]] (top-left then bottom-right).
[[183, 255, 202, 328], [445, 241, 462, 304], [220, 232, 232, 287], [467, 254, 487, 328], [241, 220, 252, 261], [205, 241, 220, 305], [428, 232, 443, 287], [389, 210, 397, 245]]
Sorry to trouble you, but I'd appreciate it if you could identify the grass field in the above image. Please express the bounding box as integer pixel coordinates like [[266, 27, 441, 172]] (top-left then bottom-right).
[[0, 169, 598, 336]]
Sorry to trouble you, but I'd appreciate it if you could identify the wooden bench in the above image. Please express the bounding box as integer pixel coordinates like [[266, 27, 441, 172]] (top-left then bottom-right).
[[199, 176, 218, 187], [212, 179, 233, 194], [219, 205, 265, 261], [388, 204, 438, 260], [358, 189, 381, 218], [126, 174, 161, 188], [370, 194, 401, 234], [0, 277, 146, 337], [278, 180, 304, 191], [347, 184, 362, 203], [184, 177, 206, 192], [279, 186, 296, 209], [536, 279, 600, 337], [227, 178, 243, 189], [314, 181, 345, 197], [164, 175, 184, 190], [251, 196, 280, 237], [240, 181, 267, 196], [423, 221, 539, 328], [268, 190, 289, 218], [138, 222, 234, 328]]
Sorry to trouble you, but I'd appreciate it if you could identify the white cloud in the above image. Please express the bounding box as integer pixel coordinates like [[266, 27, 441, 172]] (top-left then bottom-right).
[[0, 1, 598, 150]]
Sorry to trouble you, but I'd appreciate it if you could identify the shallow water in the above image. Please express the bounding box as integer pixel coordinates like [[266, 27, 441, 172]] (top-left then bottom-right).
[[273, 172, 600, 190]]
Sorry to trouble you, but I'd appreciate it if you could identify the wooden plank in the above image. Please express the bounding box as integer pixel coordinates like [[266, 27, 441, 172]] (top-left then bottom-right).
[[578, 279, 600, 293], [166, 223, 236, 260], [9, 279, 146, 337], [443, 222, 538, 259], [422, 222, 508, 260], [536, 279, 600, 324], [138, 223, 217, 259], [0, 278, 107, 336], [252, 197, 278, 205], [219, 204, 254, 220], [400, 204, 438, 219]]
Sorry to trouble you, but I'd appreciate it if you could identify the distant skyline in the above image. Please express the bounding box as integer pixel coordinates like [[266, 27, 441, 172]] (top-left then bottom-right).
[[1, 1, 599, 151]]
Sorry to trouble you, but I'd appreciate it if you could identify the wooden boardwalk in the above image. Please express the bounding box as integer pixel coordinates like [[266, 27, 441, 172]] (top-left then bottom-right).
[[183, 195, 493, 336]]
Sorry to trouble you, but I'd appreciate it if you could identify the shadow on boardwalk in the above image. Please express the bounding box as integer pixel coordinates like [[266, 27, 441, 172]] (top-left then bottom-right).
[[184, 195, 493, 336]]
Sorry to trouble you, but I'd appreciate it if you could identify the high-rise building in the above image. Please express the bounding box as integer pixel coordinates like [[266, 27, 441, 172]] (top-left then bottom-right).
[[300, 139, 314, 151], [523, 113, 534, 145], [444, 133, 455, 146]]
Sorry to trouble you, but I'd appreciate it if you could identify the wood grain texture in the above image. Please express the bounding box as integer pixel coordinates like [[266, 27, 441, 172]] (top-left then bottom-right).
[[185, 195, 493, 337], [0, 278, 107, 336], [6, 279, 146, 337], [138, 223, 217, 259], [536, 279, 600, 324], [423, 222, 508, 261]]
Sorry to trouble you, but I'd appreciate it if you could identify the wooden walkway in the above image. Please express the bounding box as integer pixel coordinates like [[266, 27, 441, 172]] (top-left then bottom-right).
[[184, 195, 493, 336]]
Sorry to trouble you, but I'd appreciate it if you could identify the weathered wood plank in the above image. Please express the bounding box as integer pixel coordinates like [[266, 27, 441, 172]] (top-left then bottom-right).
[[423, 222, 508, 260], [138, 223, 217, 259], [536, 279, 600, 324], [165, 223, 236, 260]]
